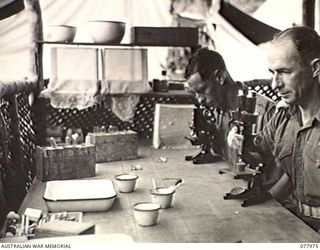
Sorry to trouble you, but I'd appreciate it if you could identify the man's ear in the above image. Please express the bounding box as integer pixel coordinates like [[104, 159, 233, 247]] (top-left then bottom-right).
[[214, 70, 226, 85], [311, 58, 320, 77]]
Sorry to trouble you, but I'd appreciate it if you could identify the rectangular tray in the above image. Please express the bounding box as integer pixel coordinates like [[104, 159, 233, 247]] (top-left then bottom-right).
[[43, 179, 117, 212]]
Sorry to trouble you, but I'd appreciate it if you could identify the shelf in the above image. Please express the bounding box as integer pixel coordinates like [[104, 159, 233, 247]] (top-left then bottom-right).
[[37, 40, 201, 48], [40, 90, 194, 98], [136, 90, 194, 97]]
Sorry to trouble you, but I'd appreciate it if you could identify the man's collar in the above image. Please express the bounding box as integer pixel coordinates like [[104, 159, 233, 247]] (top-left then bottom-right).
[[315, 107, 320, 122], [287, 105, 298, 116], [288, 104, 320, 123]]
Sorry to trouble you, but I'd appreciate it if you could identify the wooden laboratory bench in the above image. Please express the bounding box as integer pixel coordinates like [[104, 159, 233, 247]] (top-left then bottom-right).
[[18, 144, 320, 243]]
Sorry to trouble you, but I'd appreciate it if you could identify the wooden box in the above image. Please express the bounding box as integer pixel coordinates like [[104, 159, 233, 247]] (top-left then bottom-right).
[[131, 27, 199, 46], [88, 130, 138, 163], [36, 145, 96, 182]]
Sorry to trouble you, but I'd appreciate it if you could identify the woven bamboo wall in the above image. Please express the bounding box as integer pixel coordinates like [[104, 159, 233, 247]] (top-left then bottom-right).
[[45, 93, 196, 139], [45, 85, 280, 140], [0, 93, 40, 226]]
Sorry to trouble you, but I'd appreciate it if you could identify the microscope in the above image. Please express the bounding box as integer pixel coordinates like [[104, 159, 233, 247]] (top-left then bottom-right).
[[185, 105, 222, 164], [219, 89, 267, 207]]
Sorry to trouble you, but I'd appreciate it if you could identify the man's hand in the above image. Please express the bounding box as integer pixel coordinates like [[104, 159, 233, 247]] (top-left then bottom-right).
[[268, 173, 292, 200], [227, 127, 244, 153]]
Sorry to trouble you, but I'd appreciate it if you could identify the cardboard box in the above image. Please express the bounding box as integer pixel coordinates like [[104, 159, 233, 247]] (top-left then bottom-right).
[[153, 103, 195, 149], [88, 130, 138, 163], [131, 27, 199, 46], [34, 221, 95, 238], [36, 145, 96, 182]]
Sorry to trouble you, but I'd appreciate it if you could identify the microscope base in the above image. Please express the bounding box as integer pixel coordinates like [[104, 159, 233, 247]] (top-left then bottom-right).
[[241, 194, 271, 207], [222, 164, 268, 207], [224, 190, 269, 207], [185, 150, 222, 164], [223, 187, 255, 200], [219, 167, 260, 179]]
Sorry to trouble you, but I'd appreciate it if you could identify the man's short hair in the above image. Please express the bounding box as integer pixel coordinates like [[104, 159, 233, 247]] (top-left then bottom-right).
[[273, 26, 320, 63], [185, 47, 226, 80]]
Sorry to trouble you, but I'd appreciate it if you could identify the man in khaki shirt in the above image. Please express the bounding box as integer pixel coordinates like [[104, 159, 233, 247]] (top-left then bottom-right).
[[228, 26, 320, 232]]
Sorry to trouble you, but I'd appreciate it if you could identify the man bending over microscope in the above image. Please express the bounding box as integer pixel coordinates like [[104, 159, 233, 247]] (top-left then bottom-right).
[[185, 47, 282, 194]]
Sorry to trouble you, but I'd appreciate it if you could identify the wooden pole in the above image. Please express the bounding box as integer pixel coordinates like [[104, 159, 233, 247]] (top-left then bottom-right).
[[303, 0, 315, 28]]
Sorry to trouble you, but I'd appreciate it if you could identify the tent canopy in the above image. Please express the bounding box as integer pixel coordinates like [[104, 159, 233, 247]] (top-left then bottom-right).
[[219, 1, 279, 45], [0, 0, 24, 20], [253, 0, 303, 30]]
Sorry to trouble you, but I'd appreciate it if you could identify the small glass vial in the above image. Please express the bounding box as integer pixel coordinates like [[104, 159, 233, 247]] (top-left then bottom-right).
[[85, 134, 91, 146], [160, 70, 169, 92], [65, 136, 72, 146]]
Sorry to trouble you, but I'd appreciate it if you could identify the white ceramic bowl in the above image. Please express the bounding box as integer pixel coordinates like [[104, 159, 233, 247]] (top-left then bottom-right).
[[133, 202, 160, 226], [150, 187, 175, 209], [49, 25, 76, 42], [87, 20, 125, 44], [115, 173, 138, 193]]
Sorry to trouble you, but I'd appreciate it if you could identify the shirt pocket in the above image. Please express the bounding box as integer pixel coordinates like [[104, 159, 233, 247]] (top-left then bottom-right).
[[303, 144, 320, 197], [273, 141, 293, 175]]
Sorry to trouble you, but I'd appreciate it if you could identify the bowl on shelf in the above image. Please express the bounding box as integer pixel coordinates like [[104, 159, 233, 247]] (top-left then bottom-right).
[[48, 25, 76, 42], [115, 173, 138, 193], [87, 20, 125, 44], [133, 202, 160, 226]]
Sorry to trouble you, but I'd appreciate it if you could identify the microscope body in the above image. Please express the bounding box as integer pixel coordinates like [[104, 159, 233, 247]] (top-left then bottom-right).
[[185, 106, 222, 164], [222, 90, 267, 207], [231, 89, 259, 167]]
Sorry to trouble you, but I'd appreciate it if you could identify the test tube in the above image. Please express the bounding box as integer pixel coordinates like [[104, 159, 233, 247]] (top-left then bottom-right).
[[65, 136, 72, 145]]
